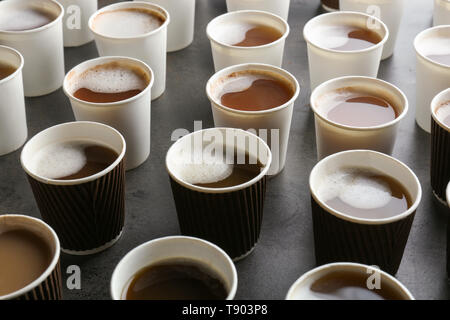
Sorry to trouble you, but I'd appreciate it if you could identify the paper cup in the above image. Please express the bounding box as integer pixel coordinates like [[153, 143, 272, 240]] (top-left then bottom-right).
[[20, 121, 127, 255], [434, 0, 450, 26], [321, 0, 340, 11], [206, 63, 300, 176], [310, 76, 408, 160], [206, 10, 289, 72], [63, 56, 154, 171], [111, 236, 238, 300], [0, 214, 62, 300], [303, 11, 388, 91], [340, 0, 405, 60], [226, 0, 291, 21], [58, 0, 97, 47], [286, 262, 414, 300], [0, 45, 27, 156], [309, 150, 422, 275], [0, 0, 65, 97], [414, 26, 450, 133], [166, 128, 272, 260], [430, 88, 450, 203], [447, 182, 450, 278], [89, 1, 169, 100], [140, 0, 195, 52]]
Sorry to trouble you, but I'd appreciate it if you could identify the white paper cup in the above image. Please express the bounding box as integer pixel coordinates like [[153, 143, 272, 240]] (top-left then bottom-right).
[[226, 0, 291, 21], [0, 45, 27, 156], [434, 0, 450, 26], [58, 0, 97, 47], [110, 236, 238, 300], [139, 0, 195, 52], [206, 10, 289, 72], [89, 1, 169, 100], [340, 0, 405, 60], [310, 76, 408, 160], [414, 26, 450, 133], [303, 11, 388, 91], [286, 263, 414, 300], [0, 0, 65, 97], [206, 63, 300, 175], [63, 56, 154, 171]]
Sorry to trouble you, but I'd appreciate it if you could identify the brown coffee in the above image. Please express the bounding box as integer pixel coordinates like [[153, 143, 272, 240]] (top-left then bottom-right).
[[0, 229, 52, 296], [0, 8, 56, 32], [232, 25, 283, 47], [123, 258, 228, 300], [330, 27, 382, 51], [427, 54, 450, 66], [0, 63, 16, 80], [73, 88, 142, 103]]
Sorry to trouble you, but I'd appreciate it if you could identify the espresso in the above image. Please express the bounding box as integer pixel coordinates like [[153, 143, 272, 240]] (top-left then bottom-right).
[[0, 8, 56, 31], [232, 25, 283, 47], [330, 27, 382, 51], [0, 229, 52, 296], [436, 101, 450, 128], [318, 168, 411, 220], [123, 258, 228, 300], [219, 72, 294, 111], [0, 63, 16, 80], [427, 54, 450, 66]]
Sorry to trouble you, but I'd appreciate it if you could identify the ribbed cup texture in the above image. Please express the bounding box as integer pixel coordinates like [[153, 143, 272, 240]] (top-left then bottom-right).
[[15, 261, 62, 300], [447, 213, 450, 278], [27, 161, 125, 252], [311, 197, 415, 275], [169, 176, 267, 260], [431, 117, 450, 202]]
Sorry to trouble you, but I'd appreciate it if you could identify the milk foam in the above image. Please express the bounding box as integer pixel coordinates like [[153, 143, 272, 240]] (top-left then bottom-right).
[[316, 89, 357, 115], [436, 101, 450, 124], [214, 73, 274, 100], [0, 8, 54, 31], [419, 36, 450, 57], [309, 25, 355, 49], [213, 22, 256, 45]]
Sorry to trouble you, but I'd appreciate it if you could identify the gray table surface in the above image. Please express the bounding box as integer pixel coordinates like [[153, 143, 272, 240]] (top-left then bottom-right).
[[0, 0, 449, 300]]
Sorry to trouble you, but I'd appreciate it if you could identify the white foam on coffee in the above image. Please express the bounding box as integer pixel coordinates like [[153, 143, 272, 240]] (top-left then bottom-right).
[[213, 22, 256, 45], [436, 101, 450, 124], [315, 89, 356, 116], [92, 9, 163, 37], [418, 36, 450, 57], [309, 25, 355, 49], [0, 8, 54, 31], [317, 168, 392, 210], [213, 73, 273, 100]]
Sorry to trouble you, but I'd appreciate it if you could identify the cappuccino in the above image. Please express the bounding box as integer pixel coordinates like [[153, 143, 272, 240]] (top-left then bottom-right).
[[0, 7, 56, 31], [436, 100, 450, 127], [312, 25, 382, 51]]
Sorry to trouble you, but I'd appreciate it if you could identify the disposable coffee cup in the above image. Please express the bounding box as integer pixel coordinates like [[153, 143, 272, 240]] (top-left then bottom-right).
[[166, 128, 272, 260], [20, 121, 127, 255], [89, 1, 169, 100], [310, 76, 408, 160], [340, 0, 405, 60], [140, 0, 195, 52], [63, 56, 154, 171], [0, 45, 27, 156], [303, 11, 388, 91], [309, 150, 422, 275], [430, 88, 450, 203], [286, 262, 414, 300], [447, 182, 450, 278], [0, 214, 62, 300], [58, 0, 97, 47], [321, 0, 339, 12], [434, 0, 450, 26], [111, 236, 238, 300], [0, 0, 65, 97], [414, 25, 450, 133], [206, 63, 300, 175], [226, 0, 291, 21], [206, 10, 289, 72]]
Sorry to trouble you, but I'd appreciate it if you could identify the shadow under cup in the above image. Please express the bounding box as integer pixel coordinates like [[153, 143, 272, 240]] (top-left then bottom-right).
[[20, 121, 126, 255]]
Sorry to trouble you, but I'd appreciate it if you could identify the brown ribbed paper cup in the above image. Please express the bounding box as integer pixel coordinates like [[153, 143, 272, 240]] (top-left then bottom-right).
[[166, 128, 272, 260], [20, 121, 126, 255], [309, 150, 422, 275], [447, 182, 450, 278], [431, 88, 450, 204], [0, 214, 62, 300]]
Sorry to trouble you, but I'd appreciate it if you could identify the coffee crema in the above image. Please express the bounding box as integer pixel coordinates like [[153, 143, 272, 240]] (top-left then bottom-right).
[[0, 62, 16, 80], [232, 25, 283, 47], [0, 8, 56, 31], [123, 258, 228, 300], [0, 229, 52, 296], [314, 25, 382, 51], [436, 101, 450, 128]]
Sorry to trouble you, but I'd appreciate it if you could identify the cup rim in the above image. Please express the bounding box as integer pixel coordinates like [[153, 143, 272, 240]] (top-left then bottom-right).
[[0, 214, 61, 300], [110, 235, 238, 300], [0, 45, 24, 84], [165, 127, 272, 194], [310, 76, 409, 131], [20, 121, 127, 186], [303, 11, 389, 55], [206, 63, 300, 115], [0, 0, 64, 35], [309, 149, 422, 225], [206, 10, 290, 50], [431, 87, 450, 133], [447, 182, 450, 207], [63, 56, 154, 107], [414, 25, 450, 69], [285, 262, 415, 300], [88, 1, 170, 41]]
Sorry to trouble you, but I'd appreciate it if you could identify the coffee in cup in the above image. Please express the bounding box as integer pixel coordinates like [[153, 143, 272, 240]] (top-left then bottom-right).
[[0, 62, 15, 80], [0, 6, 56, 31]]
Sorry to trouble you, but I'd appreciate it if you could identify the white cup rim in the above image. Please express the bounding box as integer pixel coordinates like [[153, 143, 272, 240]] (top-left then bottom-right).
[[110, 235, 238, 300], [206, 63, 300, 115], [206, 10, 290, 50], [303, 11, 389, 55], [0, 214, 61, 300], [88, 1, 170, 41], [431, 88, 450, 133], [310, 76, 409, 131], [414, 25, 450, 70], [446, 182, 450, 207], [0, 45, 24, 84]]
